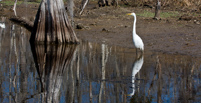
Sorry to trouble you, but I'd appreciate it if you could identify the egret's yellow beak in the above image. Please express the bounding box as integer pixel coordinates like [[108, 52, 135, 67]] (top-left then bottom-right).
[[127, 13, 132, 15]]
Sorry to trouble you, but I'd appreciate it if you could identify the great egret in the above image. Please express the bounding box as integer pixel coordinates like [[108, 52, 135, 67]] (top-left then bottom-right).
[[127, 13, 144, 54]]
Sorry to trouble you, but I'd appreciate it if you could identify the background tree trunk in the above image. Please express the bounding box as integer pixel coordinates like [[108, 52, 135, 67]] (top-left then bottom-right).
[[13, 0, 17, 16], [66, 0, 74, 26], [31, 0, 79, 44], [154, 0, 161, 20]]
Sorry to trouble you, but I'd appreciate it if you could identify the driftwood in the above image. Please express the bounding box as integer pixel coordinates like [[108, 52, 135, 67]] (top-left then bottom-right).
[[13, 0, 17, 16], [80, 0, 89, 15]]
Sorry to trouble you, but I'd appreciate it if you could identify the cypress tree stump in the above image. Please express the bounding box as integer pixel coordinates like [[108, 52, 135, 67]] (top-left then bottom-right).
[[31, 0, 79, 44]]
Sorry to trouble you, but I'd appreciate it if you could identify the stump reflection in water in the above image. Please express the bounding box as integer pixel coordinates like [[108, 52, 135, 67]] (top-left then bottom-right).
[[32, 44, 77, 103]]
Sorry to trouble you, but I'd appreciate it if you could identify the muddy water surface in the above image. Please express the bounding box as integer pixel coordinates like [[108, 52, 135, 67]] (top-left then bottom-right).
[[0, 18, 201, 103]]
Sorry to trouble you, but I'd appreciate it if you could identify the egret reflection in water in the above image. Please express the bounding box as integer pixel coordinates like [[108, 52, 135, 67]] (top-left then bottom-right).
[[129, 55, 144, 97]]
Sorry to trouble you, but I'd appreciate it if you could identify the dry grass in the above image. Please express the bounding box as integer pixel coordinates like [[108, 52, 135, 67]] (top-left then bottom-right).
[[163, 0, 201, 6], [129, 0, 201, 10]]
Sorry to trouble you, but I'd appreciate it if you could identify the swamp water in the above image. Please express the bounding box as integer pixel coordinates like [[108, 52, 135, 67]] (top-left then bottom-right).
[[0, 18, 201, 103]]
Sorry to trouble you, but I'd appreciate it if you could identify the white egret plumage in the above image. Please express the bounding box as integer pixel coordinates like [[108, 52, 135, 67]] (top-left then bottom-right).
[[129, 55, 144, 96], [127, 13, 144, 54], [0, 23, 5, 28]]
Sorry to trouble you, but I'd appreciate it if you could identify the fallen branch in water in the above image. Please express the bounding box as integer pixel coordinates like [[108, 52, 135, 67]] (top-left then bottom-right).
[[9, 16, 34, 31]]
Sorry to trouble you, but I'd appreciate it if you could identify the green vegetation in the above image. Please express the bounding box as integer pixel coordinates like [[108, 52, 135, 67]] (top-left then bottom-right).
[[136, 10, 154, 18], [1, 0, 40, 6], [137, 10, 182, 18], [160, 11, 181, 18], [191, 12, 201, 17], [1, 1, 23, 6]]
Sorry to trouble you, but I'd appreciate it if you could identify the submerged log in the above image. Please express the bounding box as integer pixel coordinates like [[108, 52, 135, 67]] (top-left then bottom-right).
[[31, 0, 79, 44]]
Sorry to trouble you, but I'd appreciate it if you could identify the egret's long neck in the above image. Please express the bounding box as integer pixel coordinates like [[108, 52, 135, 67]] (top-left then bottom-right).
[[133, 14, 136, 35]]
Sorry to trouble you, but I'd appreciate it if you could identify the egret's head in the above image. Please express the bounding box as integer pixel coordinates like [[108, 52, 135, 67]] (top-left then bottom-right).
[[127, 13, 136, 16]]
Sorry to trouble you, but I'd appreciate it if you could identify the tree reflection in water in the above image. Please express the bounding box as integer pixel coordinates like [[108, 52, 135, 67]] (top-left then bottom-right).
[[32, 44, 77, 103], [0, 19, 201, 103]]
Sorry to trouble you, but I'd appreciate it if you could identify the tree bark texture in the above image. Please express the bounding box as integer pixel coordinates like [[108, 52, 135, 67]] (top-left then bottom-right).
[[31, 0, 79, 44]]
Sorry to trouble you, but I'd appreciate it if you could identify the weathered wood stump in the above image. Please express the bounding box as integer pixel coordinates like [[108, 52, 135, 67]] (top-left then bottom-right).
[[31, 0, 79, 44]]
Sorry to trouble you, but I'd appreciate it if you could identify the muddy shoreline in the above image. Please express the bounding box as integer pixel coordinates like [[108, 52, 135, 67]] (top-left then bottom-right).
[[74, 6, 201, 57], [1, 3, 201, 57]]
